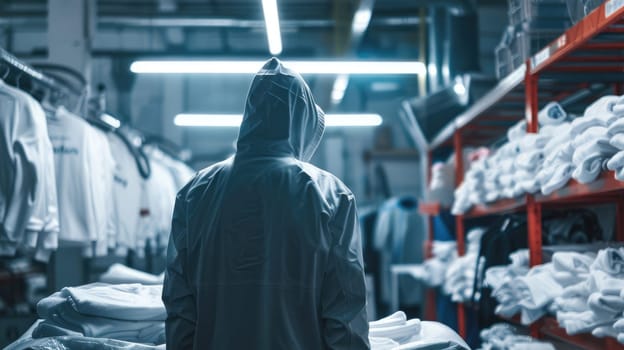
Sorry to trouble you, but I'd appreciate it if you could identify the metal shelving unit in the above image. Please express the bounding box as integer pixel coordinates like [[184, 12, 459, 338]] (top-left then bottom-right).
[[421, 2, 624, 348]]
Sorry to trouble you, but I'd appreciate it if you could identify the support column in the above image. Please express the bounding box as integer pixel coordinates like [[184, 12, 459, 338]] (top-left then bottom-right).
[[453, 129, 466, 338], [47, 0, 95, 84]]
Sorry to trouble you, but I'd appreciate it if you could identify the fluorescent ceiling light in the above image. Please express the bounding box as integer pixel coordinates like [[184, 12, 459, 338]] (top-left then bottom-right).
[[331, 75, 349, 104], [352, 7, 372, 35], [262, 0, 282, 55], [453, 81, 466, 95], [100, 113, 121, 129], [130, 60, 425, 75], [174, 113, 382, 127]]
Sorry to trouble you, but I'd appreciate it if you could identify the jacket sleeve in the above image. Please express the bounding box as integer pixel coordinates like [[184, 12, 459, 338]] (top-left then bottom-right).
[[162, 186, 197, 349], [322, 192, 370, 349]]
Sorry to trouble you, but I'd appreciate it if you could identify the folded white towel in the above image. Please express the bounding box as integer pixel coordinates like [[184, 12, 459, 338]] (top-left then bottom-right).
[[552, 252, 595, 274], [539, 102, 567, 126], [592, 325, 619, 338], [369, 319, 421, 344], [588, 292, 624, 319], [572, 156, 605, 184], [608, 119, 624, 136], [554, 296, 590, 312], [61, 283, 166, 321], [573, 126, 610, 149], [370, 311, 407, 329], [611, 133, 624, 150], [369, 337, 400, 350], [541, 163, 575, 195]]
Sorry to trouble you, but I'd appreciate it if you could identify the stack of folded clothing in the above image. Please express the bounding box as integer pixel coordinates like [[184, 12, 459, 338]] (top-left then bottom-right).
[[443, 228, 485, 302], [488, 250, 597, 325], [400, 241, 458, 287], [555, 248, 624, 339], [567, 96, 622, 183], [485, 249, 530, 319], [451, 96, 624, 214], [369, 311, 470, 350], [477, 323, 555, 350], [33, 283, 166, 345]]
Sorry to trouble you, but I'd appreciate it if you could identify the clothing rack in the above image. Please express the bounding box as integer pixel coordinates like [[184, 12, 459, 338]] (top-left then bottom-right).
[[0, 47, 82, 100]]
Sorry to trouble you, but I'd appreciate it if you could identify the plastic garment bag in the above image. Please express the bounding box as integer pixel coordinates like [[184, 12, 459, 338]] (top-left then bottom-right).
[[162, 58, 369, 349]]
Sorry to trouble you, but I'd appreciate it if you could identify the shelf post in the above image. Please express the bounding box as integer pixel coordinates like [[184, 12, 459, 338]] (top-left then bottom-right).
[[453, 129, 467, 338], [525, 63, 542, 268]]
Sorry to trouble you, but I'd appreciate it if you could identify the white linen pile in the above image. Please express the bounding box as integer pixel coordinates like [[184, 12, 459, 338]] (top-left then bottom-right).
[[485, 249, 530, 319], [369, 311, 469, 350], [399, 241, 457, 287], [443, 228, 485, 302], [32, 283, 165, 345], [477, 323, 555, 350], [451, 96, 624, 215], [554, 248, 624, 340], [487, 247, 624, 343]]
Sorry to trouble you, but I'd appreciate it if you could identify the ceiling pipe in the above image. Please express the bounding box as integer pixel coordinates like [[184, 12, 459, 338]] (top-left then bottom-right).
[[0, 15, 425, 29]]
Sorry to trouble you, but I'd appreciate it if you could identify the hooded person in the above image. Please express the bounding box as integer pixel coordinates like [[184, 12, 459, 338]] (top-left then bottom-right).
[[162, 58, 370, 349]]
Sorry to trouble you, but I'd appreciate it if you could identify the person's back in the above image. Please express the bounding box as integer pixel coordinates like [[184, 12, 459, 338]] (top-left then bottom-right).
[[162, 58, 369, 349]]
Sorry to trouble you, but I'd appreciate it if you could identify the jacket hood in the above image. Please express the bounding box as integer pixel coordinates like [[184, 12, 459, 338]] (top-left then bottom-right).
[[236, 58, 325, 162]]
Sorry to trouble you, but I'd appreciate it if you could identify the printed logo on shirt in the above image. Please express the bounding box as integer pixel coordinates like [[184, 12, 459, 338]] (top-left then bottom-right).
[[113, 174, 128, 187], [53, 145, 79, 155]]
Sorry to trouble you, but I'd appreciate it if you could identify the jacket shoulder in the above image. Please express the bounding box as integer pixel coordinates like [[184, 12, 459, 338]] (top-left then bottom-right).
[[179, 158, 232, 199], [297, 162, 355, 209]]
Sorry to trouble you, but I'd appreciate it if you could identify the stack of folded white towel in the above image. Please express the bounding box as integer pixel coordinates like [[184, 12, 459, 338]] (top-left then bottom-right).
[[369, 311, 469, 350], [428, 161, 456, 208], [32, 283, 166, 345], [452, 96, 624, 214], [443, 228, 485, 302], [401, 241, 457, 287], [477, 323, 555, 350], [487, 247, 624, 343], [485, 249, 530, 319], [554, 248, 624, 340]]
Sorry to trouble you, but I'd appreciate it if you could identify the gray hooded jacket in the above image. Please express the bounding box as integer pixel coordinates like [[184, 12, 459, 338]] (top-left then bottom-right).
[[162, 58, 369, 349]]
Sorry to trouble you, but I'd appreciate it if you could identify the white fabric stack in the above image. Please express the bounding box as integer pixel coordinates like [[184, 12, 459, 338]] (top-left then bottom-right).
[[369, 311, 469, 350], [478, 323, 555, 350], [555, 248, 624, 340], [428, 162, 455, 208], [451, 96, 624, 214], [33, 283, 165, 345], [486, 249, 530, 319], [443, 228, 485, 302], [606, 97, 624, 181], [487, 248, 624, 343], [401, 241, 457, 287]]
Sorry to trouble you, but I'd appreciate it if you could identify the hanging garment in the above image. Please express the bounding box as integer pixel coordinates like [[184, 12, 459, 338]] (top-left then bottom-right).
[[162, 58, 368, 350], [107, 132, 143, 255], [0, 80, 59, 260], [47, 107, 115, 256]]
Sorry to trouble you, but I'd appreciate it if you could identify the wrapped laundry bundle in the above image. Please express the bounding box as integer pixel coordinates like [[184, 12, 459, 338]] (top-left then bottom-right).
[[369, 311, 469, 350], [33, 283, 166, 345]]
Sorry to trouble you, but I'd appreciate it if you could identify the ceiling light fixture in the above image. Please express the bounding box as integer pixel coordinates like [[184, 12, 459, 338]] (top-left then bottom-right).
[[130, 60, 425, 75], [262, 0, 282, 55], [174, 113, 383, 127], [331, 75, 350, 104]]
